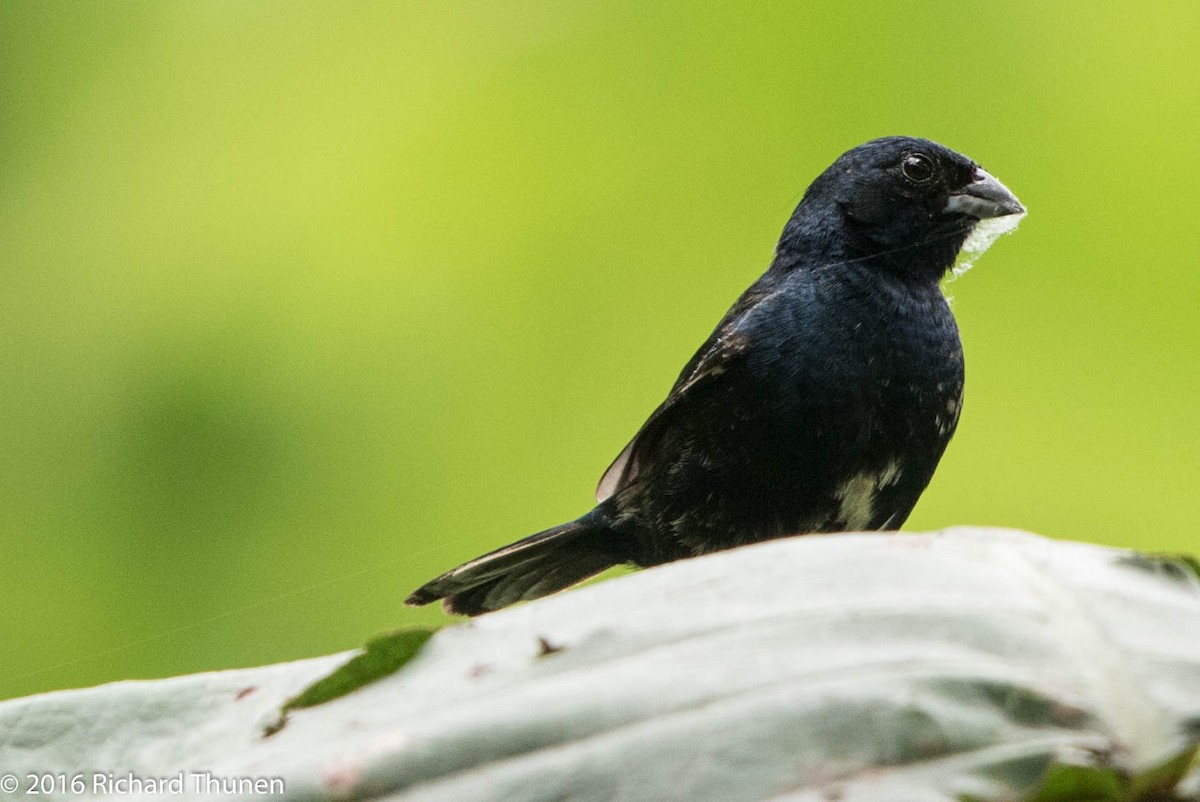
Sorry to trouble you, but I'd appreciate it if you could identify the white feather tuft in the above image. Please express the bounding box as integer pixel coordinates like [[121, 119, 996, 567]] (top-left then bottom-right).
[[948, 209, 1026, 281]]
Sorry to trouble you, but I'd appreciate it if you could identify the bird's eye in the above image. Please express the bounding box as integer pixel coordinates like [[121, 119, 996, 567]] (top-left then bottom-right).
[[900, 153, 935, 183]]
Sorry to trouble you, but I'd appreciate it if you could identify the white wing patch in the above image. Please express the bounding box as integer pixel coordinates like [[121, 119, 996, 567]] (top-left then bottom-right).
[[834, 460, 902, 531], [936, 392, 964, 436], [596, 440, 635, 502]]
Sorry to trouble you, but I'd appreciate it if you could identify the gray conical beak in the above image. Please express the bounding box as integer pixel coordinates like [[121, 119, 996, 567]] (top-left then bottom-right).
[[944, 169, 1025, 219]]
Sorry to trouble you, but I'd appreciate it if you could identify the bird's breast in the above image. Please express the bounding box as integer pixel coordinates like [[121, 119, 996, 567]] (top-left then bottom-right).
[[741, 277, 964, 474]]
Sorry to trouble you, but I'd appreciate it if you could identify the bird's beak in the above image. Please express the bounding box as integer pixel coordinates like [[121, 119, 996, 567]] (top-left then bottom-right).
[[944, 169, 1025, 219]]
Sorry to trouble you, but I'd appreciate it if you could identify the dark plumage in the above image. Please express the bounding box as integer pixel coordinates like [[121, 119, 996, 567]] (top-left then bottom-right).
[[407, 136, 1024, 616]]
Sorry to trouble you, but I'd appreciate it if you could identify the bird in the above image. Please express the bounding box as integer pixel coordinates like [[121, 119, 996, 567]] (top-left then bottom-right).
[[406, 136, 1024, 616]]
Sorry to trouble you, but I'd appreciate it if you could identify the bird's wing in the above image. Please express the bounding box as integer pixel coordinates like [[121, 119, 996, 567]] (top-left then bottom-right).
[[596, 280, 776, 502]]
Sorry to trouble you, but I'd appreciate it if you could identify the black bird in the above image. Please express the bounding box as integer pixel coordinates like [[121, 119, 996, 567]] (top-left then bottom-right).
[[407, 136, 1024, 616]]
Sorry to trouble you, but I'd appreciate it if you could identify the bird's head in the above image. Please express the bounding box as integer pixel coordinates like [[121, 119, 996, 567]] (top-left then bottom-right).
[[781, 136, 1024, 282]]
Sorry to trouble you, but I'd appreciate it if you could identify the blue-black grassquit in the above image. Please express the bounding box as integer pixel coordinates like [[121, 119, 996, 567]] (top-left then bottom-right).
[[407, 136, 1024, 615]]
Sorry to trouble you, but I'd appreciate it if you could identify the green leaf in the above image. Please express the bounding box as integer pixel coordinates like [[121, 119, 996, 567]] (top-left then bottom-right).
[[1117, 551, 1200, 586], [1026, 763, 1125, 802], [264, 627, 438, 736], [282, 627, 439, 713], [1126, 743, 1199, 800], [1017, 744, 1200, 802]]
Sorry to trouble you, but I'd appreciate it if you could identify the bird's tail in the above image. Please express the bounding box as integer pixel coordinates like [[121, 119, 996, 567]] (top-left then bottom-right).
[[405, 509, 628, 616]]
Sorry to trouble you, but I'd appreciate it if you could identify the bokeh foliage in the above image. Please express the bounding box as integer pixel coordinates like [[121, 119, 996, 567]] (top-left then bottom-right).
[[1, 2, 1197, 701]]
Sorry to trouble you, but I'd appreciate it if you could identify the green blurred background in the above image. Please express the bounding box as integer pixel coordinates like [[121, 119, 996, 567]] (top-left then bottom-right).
[[2, 2, 1197, 701]]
